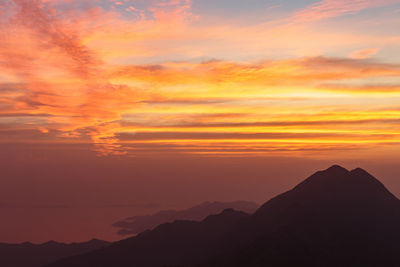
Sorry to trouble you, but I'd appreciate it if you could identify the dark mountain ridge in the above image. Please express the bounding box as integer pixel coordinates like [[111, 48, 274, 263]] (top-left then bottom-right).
[[46, 209, 250, 267], [0, 239, 110, 267], [113, 200, 259, 236], [46, 165, 400, 267]]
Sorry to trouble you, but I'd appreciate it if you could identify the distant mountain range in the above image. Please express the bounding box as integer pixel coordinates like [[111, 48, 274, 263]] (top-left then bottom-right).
[[45, 165, 400, 267], [0, 239, 110, 267], [0, 202, 258, 267], [113, 200, 259, 235]]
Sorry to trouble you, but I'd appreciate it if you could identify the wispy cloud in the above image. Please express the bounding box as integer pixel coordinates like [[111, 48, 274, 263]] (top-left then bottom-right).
[[349, 48, 380, 59], [291, 0, 396, 23]]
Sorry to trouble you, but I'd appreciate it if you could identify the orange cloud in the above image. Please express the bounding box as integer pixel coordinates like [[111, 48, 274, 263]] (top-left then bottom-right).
[[349, 48, 380, 59]]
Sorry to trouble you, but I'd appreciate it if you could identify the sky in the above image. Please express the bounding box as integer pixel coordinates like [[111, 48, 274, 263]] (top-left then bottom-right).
[[1, 0, 400, 243]]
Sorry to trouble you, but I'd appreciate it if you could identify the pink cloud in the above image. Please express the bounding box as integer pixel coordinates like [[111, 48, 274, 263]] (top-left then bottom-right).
[[349, 48, 380, 59], [291, 0, 395, 23]]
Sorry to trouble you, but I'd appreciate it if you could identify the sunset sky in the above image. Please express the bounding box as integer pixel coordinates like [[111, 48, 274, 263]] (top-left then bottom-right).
[[1, 0, 400, 243]]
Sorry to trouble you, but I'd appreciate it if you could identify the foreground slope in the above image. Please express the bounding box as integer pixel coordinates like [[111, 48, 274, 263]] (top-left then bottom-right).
[[47, 165, 400, 267]]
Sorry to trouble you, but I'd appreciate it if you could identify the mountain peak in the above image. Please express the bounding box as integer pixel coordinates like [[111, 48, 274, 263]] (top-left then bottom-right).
[[350, 167, 369, 175], [283, 165, 398, 203], [292, 165, 349, 191], [327, 164, 348, 172], [255, 165, 399, 225]]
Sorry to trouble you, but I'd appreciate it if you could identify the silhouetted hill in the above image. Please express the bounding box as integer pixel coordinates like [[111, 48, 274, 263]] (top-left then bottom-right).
[[46, 165, 400, 267], [46, 209, 250, 267], [207, 165, 400, 266], [0, 239, 110, 267], [113, 200, 259, 235]]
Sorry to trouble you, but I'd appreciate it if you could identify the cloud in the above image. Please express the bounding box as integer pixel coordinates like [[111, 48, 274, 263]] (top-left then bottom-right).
[[349, 48, 380, 59], [117, 131, 398, 142], [1, 0, 400, 156], [110, 57, 400, 88], [121, 118, 400, 129], [291, 0, 395, 23], [2, 53, 400, 155], [0, 0, 138, 155], [9, 0, 97, 77], [321, 83, 400, 92]]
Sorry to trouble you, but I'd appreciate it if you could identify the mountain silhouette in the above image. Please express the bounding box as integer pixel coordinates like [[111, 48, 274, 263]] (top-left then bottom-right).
[[46, 165, 400, 267], [208, 165, 400, 266], [0, 239, 110, 267], [46, 209, 250, 267], [113, 200, 259, 236]]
